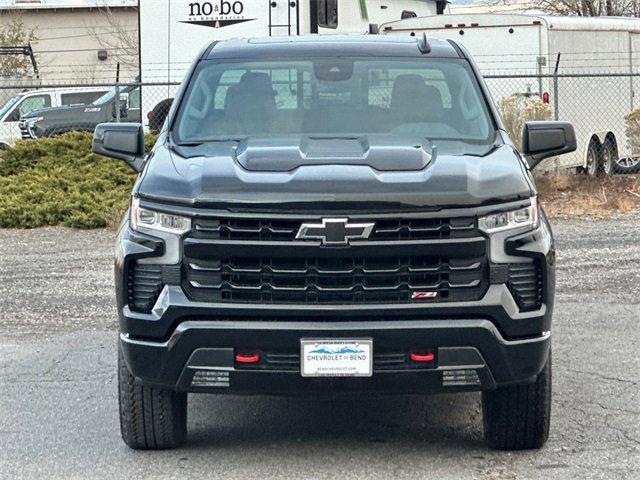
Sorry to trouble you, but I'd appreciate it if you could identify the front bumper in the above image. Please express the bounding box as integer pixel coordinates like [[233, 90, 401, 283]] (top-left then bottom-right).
[[120, 319, 551, 394], [115, 206, 555, 395]]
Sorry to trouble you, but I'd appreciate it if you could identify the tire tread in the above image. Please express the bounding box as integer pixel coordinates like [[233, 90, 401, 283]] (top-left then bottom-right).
[[482, 351, 551, 450], [118, 347, 187, 450]]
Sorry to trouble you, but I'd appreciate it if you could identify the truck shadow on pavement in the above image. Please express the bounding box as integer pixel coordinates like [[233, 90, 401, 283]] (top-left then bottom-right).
[[186, 391, 484, 450]]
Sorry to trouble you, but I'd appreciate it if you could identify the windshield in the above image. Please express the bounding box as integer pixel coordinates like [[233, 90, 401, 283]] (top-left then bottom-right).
[[92, 90, 116, 105], [172, 57, 496, 155], [0, 94, 22, 118], [91, 84, 138, 106]]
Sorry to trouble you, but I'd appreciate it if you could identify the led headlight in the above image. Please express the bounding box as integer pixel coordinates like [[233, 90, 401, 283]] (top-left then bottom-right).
[[130, 197, 191, 234], [479, 197, 539, 233]]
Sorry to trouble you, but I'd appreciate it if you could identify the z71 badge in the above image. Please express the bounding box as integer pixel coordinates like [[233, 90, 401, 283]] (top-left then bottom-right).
[[411, 291, 438, 300]]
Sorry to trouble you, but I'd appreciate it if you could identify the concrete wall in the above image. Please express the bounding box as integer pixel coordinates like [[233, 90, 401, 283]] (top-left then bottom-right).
[[0, 6, 138, 83]]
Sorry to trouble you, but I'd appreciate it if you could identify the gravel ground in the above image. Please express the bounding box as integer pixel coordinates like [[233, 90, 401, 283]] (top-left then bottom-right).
[[0, 218, 639, 479]]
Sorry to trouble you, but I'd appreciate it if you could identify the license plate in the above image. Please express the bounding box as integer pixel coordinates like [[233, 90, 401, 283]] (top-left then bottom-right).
[[300, 339, 373, 377]]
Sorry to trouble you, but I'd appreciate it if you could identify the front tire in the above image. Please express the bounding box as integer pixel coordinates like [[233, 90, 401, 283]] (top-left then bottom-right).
[[118, 346, 187, 450], [482, 350, 551, 450]]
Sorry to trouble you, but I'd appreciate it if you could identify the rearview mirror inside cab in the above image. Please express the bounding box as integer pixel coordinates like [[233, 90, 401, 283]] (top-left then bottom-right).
[[92, 123, 145, 172], [522, 121, 577, 169]]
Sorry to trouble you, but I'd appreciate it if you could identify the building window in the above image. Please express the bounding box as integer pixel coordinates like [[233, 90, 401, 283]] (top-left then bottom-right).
[[318, 0, 338, 29]]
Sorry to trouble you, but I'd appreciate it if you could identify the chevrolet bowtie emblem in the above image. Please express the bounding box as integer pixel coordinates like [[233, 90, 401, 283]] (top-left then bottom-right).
[[296, 218, 375, 246]]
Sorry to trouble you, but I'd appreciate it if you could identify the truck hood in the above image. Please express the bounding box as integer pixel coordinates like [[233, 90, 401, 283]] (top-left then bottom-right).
[[136, 137, 534, 211]]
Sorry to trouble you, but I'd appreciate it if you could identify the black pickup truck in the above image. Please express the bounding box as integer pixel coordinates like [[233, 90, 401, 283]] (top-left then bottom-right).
[[20, 84, 141, 139], [93, 35, 576, 451]]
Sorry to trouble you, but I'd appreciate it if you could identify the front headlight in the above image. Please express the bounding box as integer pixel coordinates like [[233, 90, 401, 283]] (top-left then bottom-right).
[[130, 197, 191, 235], [25, 117, 43, 126], [479, 197, 539, 234]]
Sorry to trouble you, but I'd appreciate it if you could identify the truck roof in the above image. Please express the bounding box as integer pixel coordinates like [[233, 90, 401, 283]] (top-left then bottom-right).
[[382, 13, 640, 32], [16, 86, 110, 97], [206, 35, 461, 60]]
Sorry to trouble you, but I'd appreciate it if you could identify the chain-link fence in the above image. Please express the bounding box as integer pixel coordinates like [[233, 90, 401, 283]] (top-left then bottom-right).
[[484, 72, 640, 173], [2, 72, 640, 173]]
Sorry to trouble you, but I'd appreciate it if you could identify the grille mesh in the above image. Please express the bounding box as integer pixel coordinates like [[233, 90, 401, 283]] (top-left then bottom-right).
[[184, 254, 487, 305], [127, 263, 163, 313], [508, 262, 543, 311]]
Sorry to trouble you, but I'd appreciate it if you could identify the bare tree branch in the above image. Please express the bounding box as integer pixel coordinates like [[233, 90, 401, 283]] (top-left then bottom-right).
[[0, 13, 38, 77], [86, 6, 138, 71], [493, 0, 640, 16]]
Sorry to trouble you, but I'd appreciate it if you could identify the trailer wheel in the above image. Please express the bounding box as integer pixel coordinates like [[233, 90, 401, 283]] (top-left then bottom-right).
[[600, 139, 617, 176], [584, 140, 600, 176], [613, 156, 640, 174]]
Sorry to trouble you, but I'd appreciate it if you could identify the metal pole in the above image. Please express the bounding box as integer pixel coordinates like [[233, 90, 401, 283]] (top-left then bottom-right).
[[115, 63, 121, 123], [553, 53, 561, 121], [629, 34, 635, 112]]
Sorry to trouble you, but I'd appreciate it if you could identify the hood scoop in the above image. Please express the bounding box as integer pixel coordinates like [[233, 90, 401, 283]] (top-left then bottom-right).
[[234, 136, 434, 172]]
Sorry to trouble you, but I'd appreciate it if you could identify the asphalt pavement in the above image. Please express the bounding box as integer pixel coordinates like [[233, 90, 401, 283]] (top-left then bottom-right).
[[0, 217, 639, 480]]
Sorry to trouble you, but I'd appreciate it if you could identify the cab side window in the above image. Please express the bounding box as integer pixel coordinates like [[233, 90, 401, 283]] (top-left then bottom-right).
[[11, 94, 51, 120], [60, 91, 106, 106]]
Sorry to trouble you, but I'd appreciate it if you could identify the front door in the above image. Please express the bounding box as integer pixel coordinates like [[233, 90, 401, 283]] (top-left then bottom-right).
[[269, 0, 299, 36]]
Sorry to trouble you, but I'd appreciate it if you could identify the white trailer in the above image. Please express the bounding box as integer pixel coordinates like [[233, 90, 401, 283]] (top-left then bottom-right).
[[138, 0, 447, 130], [381, 14, 640, 174]]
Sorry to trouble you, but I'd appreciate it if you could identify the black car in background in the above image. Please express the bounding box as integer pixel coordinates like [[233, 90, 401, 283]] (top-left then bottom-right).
[[19, 84, 141, 139]]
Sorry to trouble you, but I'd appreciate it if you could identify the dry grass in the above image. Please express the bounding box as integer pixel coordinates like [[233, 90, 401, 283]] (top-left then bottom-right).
[[536, 173, 640, 218]]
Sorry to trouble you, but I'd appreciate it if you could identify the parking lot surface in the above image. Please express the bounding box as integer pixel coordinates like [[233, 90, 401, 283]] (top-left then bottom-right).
[[0, 217, 639, 480]]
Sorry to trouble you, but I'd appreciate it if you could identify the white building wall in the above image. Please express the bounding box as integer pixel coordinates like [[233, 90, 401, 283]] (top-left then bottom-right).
[[0, 5, 138, 83]]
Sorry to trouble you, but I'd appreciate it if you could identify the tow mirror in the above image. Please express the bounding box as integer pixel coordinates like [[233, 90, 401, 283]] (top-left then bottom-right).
[[93, 123, 145, 172], [522, 121, 577, 169]]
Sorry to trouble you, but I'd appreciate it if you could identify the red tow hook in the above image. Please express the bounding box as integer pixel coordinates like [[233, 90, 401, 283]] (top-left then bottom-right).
[[410, 352, 435, 363], [235, 352, 261, 364]]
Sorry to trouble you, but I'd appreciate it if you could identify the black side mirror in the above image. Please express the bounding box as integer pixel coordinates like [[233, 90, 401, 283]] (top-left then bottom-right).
[[93, 123, 145, 172], [522, 121, 577, 170], [369, 24, 379, 34]]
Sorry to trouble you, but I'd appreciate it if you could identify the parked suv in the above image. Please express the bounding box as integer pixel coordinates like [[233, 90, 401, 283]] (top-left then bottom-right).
[[94, 36, 576, 451], [20, 83, 141, 139]]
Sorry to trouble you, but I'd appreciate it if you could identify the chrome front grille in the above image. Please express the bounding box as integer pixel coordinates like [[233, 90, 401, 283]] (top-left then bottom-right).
[[183, 213, 489, 306], [192, 216, 478, 242]]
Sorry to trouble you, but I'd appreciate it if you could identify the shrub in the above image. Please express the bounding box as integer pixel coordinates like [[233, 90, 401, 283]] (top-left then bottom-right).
[[497, 94, 552, 151], [0, 131, 155, 229]]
